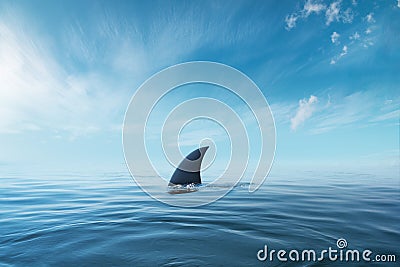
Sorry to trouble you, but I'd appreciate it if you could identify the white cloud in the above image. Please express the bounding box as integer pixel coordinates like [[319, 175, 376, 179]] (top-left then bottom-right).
[[303, 0, 326, 17], [290, 95, 319, 130], [284, 0, 355, 30], [365, 28, 372, 34], [398, 0, 400, 8], [341, 8, 354, 24], [285, 14, 298, 30], [366, 13, 375, 23], [326, 1, 341, 25], [340, 45, 348, 56], [331, 31, 340, 43], [350, 32, 360, 40], [362, 40, 374, 48], [284, 0, 326, 30]]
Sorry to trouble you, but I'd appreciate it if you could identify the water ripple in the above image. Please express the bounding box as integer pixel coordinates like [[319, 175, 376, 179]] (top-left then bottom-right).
[[0, 172, 398, 266]]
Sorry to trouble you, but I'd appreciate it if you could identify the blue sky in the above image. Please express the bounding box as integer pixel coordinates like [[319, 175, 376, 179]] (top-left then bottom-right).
[[0, 0, 399, 176]]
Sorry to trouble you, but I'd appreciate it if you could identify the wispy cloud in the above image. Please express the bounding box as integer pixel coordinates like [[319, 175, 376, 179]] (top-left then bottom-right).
[[370, 110, 400, 122], [330, 45, 348, 64], [325, 0, 353, 25], [325, 1, 341, 25], [307, 92, 400, 134], [270, 102, 297, 124], [328, 10, 377, 64], [290, 95, 319, 130], [349, 32, 360, 40], [341, 45, 348, 56], [285, 0, 326, 30], [303, 0, 326, 17], [309, 92, 367, 133], [340, 7, 354, 23], [1, 3, 259, 137], [0, 12, 129, 136], [284, 1, 379, 66], [271, 90, 399, 135], [285, 0, 354, 30], [366, 13, 375, 23], [285, 14, 299, 30]]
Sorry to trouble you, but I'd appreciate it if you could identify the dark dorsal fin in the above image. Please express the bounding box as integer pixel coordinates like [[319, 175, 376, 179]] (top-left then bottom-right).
[[168, 146, 209, 186]]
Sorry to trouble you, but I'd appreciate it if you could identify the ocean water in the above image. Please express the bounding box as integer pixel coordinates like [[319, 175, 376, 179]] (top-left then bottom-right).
[[0, 170, 399, 266]]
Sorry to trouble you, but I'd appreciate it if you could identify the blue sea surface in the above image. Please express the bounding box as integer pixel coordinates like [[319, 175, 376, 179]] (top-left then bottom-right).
[[0, 170, 399, 266]]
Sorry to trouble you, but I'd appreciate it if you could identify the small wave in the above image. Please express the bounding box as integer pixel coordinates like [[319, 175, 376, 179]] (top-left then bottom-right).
[[167, 183, 199, 194], [204, 182, 253, 189], [167, 182, 255, 194]]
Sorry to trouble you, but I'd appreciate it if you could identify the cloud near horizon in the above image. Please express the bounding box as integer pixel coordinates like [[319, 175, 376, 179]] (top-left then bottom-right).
[[290, 95, 319, 130]]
